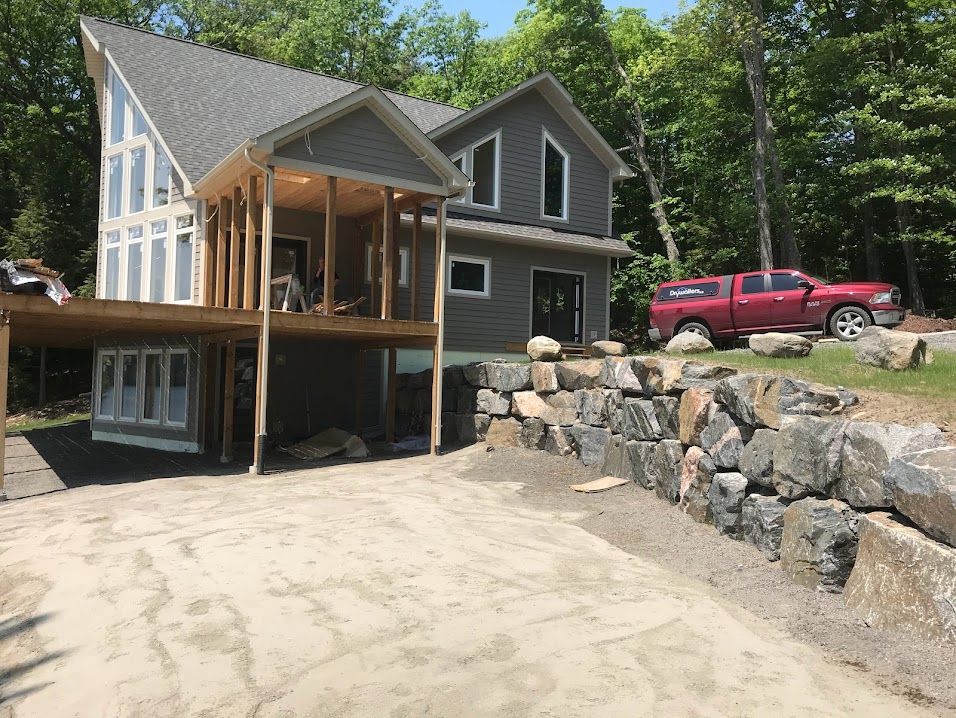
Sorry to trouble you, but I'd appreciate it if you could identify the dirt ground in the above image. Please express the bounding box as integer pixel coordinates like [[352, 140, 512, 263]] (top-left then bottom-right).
[[1, 447, 950, 717]]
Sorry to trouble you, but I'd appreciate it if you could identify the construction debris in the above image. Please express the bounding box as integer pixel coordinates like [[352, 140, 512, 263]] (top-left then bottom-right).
[[0, 259, 71, 305], [569, 476, 630, 493], [278, 427, 369, 460]]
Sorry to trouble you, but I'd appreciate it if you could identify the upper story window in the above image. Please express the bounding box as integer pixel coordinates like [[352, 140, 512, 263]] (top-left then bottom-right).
[[541, 129, 570, 221], [152, 144, 171, 208], [107, 66, 146, 147], [450, 130, 501, 210]]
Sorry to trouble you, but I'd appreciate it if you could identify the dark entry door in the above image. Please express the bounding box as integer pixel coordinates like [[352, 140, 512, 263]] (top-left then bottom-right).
[[532, 270, 583, 343]]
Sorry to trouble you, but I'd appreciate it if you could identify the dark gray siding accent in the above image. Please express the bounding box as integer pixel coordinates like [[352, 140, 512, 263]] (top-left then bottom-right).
[[274, 106, 442, 187], [434, 88, 612, 236]]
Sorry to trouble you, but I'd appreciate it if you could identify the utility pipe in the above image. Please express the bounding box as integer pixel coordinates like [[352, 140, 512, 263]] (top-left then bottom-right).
[[243, 147, 274, 475]]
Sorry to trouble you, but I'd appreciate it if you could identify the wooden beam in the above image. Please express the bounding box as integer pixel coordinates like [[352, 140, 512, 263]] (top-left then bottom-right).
[[354, 349, 365, 437], [252, 327, 264, 471], [229, 186, 242, 308], [323, 176, 338, 314], [0, 312, 8, 499], [370, 219, 381, 315], [221, 340, 236, 462], [430, 342, 439, 455], [243, 175, 258, 310], [433, 198, 444, 324], [381, 188, 394, 319], [385, 347, 397, 443], [430, 198, 446, 456], [216, 197, 230, 307], [411, 204, 421, 321], [201, 326, 261, 344], [392, 210, 400, 318], [354, 191, 431, 227], [203, 202, 218, 306]]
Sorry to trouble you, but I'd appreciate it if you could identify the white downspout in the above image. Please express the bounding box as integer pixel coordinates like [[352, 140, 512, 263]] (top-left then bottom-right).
[[244, 147, 274, 475]]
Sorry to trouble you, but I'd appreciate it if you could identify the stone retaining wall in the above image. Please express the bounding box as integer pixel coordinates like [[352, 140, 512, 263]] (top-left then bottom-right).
[[396, 356, 956, 643]]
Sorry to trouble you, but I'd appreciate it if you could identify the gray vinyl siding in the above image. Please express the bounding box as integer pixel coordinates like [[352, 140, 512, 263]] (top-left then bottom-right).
[[434, 88, 613, 236], [274, 106, 442, 187]]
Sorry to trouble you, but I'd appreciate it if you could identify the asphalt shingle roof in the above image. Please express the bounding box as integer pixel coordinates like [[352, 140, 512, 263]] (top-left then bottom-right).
[[82, 17, 466, 184]]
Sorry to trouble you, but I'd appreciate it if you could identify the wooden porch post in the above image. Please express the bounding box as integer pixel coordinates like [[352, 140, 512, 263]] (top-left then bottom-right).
[[216, 197, 230, 307], [411, 204, 422, 321], [204, 202, 218, 306], [221, 339, 236, 463], [392, 209, 400, 316], [229, 186, 242, 308], [370, 219, 381, 314], [323, 176, 337, 313], [381, 188, 394, 319], [0, 312, 8, 500], [430, 199, 446, 455], [243, 174, 258, 309]]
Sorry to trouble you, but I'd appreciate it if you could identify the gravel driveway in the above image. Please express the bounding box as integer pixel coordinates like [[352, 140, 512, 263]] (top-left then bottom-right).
[[0, 447, 938, 717]]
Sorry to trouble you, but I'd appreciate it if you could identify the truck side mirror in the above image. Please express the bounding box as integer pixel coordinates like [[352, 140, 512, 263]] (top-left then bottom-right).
[[796, 280, 815, 290]]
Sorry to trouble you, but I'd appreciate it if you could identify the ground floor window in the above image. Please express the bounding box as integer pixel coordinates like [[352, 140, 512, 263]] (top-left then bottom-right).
[[531, 268, 584, 344], [95, 346, 190, 427], [447, 255, 490, 298], [364, 243, 410, 287]]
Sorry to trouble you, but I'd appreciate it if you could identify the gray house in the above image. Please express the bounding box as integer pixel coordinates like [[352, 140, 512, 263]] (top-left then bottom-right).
[[0, 17, 633, 470]]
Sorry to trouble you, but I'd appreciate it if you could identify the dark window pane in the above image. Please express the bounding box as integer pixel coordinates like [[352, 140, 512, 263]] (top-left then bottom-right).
[[657, 281, 720, 301], [98, 354, 115, 418], [741, 275, 766, 294], [450, 259, 486, 293], [120, 354, 138, 419], [167, 352, 188, 424], [770, 273, 801, 291], [143, 353, 161, 421], [543, 140, 565, 217], [471, 137, 496, 206]]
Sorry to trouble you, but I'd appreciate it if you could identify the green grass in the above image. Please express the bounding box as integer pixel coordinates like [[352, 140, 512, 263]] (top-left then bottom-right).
[[686, 345, 956, 402], [7, 412, 90, 433]]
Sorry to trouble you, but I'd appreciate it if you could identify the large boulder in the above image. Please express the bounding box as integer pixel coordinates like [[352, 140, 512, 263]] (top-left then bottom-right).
[[772, 416, 847, 499], [544, 425, 575, 457], [590, 340, 628, 358], [599, 357, 643, 394], [570, 424, 612, 466], [678, 387, 716, 446], [844, 512, 956, 643], [641, 358, 735, 396], [511, 390, 578, 426], [599, 433, 627, 477], [624, 440, 657, 489], [664, 332, 715, 355], [485, 417, 522, 448], [527, 335, 563, 362], [484, 362, 532, 392], [834, 421, 944, 508], [700, 408, 754, 469], [475, 389, 512, 417], [714, 374, 858, 430], [623, 398, 662, 441], [653, 440, 685, 504], [604, 389, 626, 435], [518, 418, 547, 450], [574, 389, 608, 427], [780, 497, 859, 592], [678, 447, 717, 523], [456, 413, 491, 444], [652, 396, 680, 440], [554, 360, 604, 391], [854, 326, 930, 371], [741, 493, 790, 561], [531, 361, 560, 393], [462, 362, 488, 387], [885, 446, 956, 547], [738, 428, 777, 488], [749, 332, 813, 358], [709, 472, 751, 538]]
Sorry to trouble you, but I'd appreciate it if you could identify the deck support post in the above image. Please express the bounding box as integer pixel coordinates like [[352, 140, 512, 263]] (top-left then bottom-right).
[[385, 347, 397, 443], [250, 161, 275, 476], [381, 188, 394, 319], [216, 197, 230, 307], [0, 311, 8, 500], [229, 186, 242, 308], [323, 176, 337, 313], [370, 219, 381, 314], [243, 175, 258, 309], [204, 202, 218, 306], [430, 198, 446, 456], [221, 340, 236, 463], [411, 204, 421, 321]]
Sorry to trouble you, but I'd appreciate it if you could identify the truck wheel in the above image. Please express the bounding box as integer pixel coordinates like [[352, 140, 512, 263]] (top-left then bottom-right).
[[677, 322, 711, 340], [830, 307, 871, 341]]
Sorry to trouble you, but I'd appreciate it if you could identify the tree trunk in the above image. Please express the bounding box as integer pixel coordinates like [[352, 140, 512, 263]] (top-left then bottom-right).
[[765, 115, 801, 267], [897, 202, 926, 314], [862, 199, 880, 280]]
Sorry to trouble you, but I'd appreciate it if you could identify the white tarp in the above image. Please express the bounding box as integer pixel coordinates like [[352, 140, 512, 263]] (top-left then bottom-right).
[[0, 260, 71, 305]]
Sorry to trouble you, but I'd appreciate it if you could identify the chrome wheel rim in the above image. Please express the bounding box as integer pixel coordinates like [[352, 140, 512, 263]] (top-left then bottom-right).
[[836, 311, 866, 338], [683, 326, 706, 336]]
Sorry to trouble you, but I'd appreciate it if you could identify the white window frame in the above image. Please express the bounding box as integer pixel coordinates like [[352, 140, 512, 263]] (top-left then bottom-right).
[[364, 243, 410, 287], [127, 144, 148, 216], [147, 219, 168, 303], [450, 129, 502, 211], [527, 265, 587, 343], [450, 152, 467, 204], [106, 153, 124, 220], [95, 350, 118, 420], [540, 128, 570, 222], [106, 66, 127, 147], [446, 254, 491, 298], [139, 348, 164, 424], [151, 142, 171, 210], [172, 214, 195, 304], [125, 224, 144, 301], [165, 348, 189, 427], [117, 349, 140, 422]]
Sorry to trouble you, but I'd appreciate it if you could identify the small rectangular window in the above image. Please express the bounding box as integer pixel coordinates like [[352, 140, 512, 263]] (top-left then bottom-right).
[[542, 131, 569, 220], [152, 144, 171, 208], [128, 147, 146, 214], [96, 352, 116, 418], [149, 220, 167, 302], [770, 273, 801, 291], [741, 275, 766, 294], [142, 351, 162, 422], [126, 225, 143, 300], [447, 255, 490, 298], [166, 350, 188, 425], [107, 154, 124, 219], [108, 70, 127, 145], [119, 351, 139, 420], [104, 230, 120, 299], [471, 134, 498, 208], [364, 244, 410, 286]]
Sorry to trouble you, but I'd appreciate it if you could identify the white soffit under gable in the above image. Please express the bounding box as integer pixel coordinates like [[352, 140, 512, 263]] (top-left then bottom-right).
[[428, 71, 634, 181]]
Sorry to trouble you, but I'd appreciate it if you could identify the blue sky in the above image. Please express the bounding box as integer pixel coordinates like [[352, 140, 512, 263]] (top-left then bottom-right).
[[437, 0, 683, 37]]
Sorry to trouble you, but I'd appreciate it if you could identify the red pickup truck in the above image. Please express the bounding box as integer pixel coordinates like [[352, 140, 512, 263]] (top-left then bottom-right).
[[648, 270, 904, 343]]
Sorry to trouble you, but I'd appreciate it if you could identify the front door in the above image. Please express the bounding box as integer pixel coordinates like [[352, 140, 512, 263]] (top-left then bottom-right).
[[532, 270, 583, 343]]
